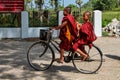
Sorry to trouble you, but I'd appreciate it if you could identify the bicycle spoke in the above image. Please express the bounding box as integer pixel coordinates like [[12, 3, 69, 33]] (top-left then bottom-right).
[[27, 41, 54, 71], [72, 44, 103, 74]]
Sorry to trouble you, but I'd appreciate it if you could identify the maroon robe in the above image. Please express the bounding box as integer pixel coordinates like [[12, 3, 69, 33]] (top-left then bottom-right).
[[73, 22, 97, 51], [59, 14, 77, 51]]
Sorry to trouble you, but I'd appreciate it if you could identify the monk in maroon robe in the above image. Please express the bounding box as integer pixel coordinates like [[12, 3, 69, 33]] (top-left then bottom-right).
[[73, 11, 97, 61], [59, 12, 77, 51], [51, 7, 77, 63]]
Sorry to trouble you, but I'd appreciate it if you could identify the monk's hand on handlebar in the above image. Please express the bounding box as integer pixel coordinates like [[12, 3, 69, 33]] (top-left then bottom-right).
[[50, 27, 53, 30], [49, 27, 55, 33]]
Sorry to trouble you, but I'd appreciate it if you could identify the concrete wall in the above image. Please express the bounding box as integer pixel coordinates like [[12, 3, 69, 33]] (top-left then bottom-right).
[[0, 11, 49, 39], [0, 28, 20, 38], [28, 27, 49, 38], [0, 27, 49, 39], [0, 10, 102, 39]]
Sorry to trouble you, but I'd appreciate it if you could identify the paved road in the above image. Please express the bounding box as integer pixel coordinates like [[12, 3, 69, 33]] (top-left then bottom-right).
[[0, 37, 120, 80]]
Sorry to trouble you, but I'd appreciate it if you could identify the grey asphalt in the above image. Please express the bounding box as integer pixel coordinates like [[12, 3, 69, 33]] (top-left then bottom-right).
[[0, 37, 120, 80]]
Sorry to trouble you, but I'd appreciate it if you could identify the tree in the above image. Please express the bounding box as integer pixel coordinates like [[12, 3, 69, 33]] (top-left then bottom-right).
[[35, 0, 44, 11], [24, 0, 32, 10], [92, 0, 117, 11], [50, 0, 61, 12], [116, 0, 120, 7], [76, 0, 83, 13], [93, 0, 104, 10]]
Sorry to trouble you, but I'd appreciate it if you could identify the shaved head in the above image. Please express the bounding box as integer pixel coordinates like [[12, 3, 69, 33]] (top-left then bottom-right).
[[83, 11, 91, 17], [64, 7, 71, 14]]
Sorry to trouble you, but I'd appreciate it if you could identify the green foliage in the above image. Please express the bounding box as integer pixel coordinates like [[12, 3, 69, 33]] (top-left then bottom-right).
[[82, 1, 92, 11], [76, 0, 83, 5], [29, 10, 58, 27], [102, 32, 109, 37], [49, 14, 58, 26], [93, 0, 104, 10], [59, 5, 64, 10], [93, 0, 116, 11], [0, 13, 19, 27], [24, 0, 32, 10], [83, 0, 119, 11], [112, 7, 120, 11], [25, 0, 32, 3], [102, 11, 120, 27], [67, 4, 79, 12]]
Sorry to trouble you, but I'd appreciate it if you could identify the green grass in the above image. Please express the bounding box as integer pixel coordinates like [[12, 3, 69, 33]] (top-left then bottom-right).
[[102, 32, 109, 37], [102, 11, 120, 27], [112, 7, 120, 11]]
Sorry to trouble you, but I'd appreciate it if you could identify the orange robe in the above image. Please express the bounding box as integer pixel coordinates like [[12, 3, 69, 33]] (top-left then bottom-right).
[[59, 14, 77, 51], [72, 22, 97, 51]]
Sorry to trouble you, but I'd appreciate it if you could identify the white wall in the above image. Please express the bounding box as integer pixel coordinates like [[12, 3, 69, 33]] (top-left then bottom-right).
[[0, 10, 102, 39], [0, 28, 20, 38], [28, 27, 49, 38], [0, 27, 49, 39]]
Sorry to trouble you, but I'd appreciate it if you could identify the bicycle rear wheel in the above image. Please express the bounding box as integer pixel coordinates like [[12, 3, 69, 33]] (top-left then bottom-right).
[[72, 44, 103, 74], [27, 41, 54, 71]]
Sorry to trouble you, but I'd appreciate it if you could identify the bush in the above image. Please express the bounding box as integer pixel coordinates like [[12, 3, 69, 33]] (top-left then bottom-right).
[[102, 11, 120, 27], [112, 7, 120, 11], [102, 19, 111, 28]]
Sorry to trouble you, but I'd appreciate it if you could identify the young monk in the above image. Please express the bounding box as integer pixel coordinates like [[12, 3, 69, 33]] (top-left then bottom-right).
[[51, 7, 78, 63], [72, 11, 97, 61]]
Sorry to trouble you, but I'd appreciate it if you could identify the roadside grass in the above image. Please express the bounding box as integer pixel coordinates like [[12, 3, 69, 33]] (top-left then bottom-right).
[[102, 31, 109, 37], [102, 11, 120, 28]]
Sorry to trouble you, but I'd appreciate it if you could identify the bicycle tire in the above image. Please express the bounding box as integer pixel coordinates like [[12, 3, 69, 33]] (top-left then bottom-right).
[[72, 44, 103, 74], [27, 41, 55, 71]]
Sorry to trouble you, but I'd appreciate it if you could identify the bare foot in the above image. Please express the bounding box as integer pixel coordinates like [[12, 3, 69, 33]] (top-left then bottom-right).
[[54, 58, 63, 63], [81, 55, 88, 61]]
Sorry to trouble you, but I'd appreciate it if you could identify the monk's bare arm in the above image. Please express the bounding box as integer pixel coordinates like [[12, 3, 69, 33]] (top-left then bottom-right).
[[76, 22, 82, 37], [54, 21, 68, 30]]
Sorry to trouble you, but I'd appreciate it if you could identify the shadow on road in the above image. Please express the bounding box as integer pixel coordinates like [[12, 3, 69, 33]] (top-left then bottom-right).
[[105, 54, 120, 61], [46, 64, 78, 72], [0, 40, 78, 80], [40, 65, 78, 80]]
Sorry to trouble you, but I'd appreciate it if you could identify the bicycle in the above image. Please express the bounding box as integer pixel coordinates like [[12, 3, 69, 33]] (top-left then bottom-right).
[[27, 29, 103, 74]]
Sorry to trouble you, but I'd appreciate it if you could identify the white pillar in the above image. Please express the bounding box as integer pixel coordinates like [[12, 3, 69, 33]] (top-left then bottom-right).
[[52, 11, 64, 38], [58, 11, 64, 25], [93, 10, 102, 37], [21, 11, 28, 38]]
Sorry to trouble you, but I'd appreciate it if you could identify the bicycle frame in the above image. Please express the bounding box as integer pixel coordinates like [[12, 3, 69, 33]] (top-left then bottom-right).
[[44, 30, 61, 53], [50, 39, 60, 52], [43, 30, 74, 62]]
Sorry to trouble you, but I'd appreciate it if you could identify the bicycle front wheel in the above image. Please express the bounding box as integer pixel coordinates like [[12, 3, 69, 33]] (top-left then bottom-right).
[[27, 41, 54, 71], [72, 44, 103, 74]]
